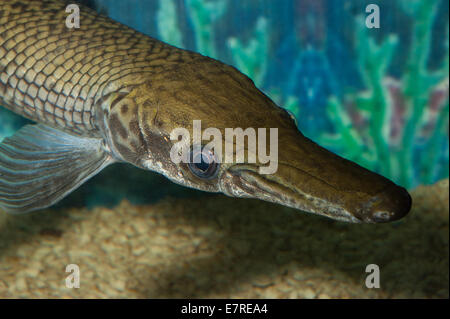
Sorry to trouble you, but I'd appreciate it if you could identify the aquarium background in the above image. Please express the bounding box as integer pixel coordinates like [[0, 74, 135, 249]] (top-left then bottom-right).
[[0, 0, 448, 208]]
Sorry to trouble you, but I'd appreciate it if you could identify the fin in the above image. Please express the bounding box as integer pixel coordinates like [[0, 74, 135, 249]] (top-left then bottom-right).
[[0, 124, 115, 214]]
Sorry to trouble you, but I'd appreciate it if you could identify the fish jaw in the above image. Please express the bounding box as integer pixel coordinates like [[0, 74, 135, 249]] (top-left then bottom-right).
[[220, 165, 362, 223], [219, 155, 412, 224]]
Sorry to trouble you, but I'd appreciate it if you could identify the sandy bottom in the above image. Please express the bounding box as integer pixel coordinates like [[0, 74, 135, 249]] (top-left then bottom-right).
[[0, 179, 448, 298]]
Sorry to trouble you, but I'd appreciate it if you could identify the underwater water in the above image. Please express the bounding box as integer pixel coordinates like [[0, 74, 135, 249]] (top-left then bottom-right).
[[0, 0, 448, 299]]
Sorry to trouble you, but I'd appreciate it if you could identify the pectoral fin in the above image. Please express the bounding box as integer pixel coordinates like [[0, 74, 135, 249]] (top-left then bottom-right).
[[0, 124, 115, 214]]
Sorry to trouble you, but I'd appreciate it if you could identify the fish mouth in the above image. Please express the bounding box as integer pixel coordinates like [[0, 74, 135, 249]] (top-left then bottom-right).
[[220, 164, 412, 223], [356, 184, 412, 223]]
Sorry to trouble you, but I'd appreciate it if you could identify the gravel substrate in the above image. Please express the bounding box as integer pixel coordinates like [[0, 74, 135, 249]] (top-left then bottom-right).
[[0, 179, 448, 298]]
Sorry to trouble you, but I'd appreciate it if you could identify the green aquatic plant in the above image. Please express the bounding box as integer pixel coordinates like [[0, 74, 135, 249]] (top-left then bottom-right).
[[157, 0, 183, 48], [398, 0, 446, 187], [421, 97, 449, 184], [186, 0, 227, 58], [318, 1, 449, 188], [317, 18, 399, 179], [157, 0, 270, 87], [318, 97, 370, 167], [227, 17, 269, 88]]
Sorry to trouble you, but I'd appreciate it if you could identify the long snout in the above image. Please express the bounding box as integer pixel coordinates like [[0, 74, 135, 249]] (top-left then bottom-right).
[[221, 135, 412, 223]]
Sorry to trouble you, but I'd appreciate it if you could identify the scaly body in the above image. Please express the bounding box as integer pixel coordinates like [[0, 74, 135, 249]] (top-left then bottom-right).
[[0, 0, 203, 137], [0, 0, 412, 222]]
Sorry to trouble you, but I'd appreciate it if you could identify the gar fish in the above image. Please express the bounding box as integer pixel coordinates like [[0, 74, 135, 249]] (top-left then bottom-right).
[[0, 0, 411, 222]]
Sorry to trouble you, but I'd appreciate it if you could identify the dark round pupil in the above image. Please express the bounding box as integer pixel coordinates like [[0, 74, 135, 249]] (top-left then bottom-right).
[[188, 150, 218, 179], [194, 153, 210, 172]]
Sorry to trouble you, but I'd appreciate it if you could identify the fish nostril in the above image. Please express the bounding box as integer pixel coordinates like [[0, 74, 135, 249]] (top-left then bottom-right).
[[367, 185, 412, 223], [371, 210, 395, 222]]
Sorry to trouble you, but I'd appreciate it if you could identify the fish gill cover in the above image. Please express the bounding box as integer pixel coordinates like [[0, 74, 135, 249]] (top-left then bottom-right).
[[0, 0, 448, 206]]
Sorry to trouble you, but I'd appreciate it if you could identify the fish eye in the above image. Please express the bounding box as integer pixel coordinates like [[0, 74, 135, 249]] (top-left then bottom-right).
[[188, 147, 219, 179]]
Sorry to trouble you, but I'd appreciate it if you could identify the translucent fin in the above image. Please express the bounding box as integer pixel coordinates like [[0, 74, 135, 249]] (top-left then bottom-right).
[[0, 124, 115, 214]]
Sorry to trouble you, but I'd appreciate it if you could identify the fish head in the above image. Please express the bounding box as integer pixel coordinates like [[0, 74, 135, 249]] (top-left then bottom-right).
[[107, 57, 411, 223]]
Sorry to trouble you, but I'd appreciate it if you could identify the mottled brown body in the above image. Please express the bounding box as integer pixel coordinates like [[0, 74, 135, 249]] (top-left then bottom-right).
[[0, 0, 201, 137], [0, 0, 412, 222]]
